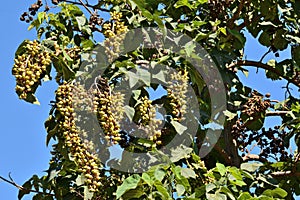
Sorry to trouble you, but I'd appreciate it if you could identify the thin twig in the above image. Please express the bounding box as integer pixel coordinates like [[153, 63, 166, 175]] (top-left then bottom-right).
[[78, 0, 93, 15], [0, 174, 54, 197], [228, 0, 246, 28], [259, 48, 272, 63], [61, 0, 110, 12]]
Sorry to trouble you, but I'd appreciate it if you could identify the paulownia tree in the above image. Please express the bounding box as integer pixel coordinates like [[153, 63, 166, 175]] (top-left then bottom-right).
[[2, 0, 300, 199]]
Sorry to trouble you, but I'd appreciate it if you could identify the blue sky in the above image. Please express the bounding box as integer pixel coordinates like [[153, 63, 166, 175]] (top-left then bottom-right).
[[0, 1, 57, 199], [0, 1, 298, 200]]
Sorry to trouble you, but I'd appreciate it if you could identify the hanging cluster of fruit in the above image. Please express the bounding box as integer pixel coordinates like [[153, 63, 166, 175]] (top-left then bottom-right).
[[167, 69, 189, 122], [231, 91, 271, 136], [12, 40, 51, 100], [138, 96, 162, 145], [91, 76, 125, 144], [55, 83, 105, 192], [102, 11, 128, 62], [241, 91, 271, 117], [230, 91, 291, 161], [20, 0, 47, 23]]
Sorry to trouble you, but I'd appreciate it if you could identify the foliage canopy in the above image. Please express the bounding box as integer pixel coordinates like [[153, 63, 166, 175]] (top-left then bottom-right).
[[6, 0, 300, 199]]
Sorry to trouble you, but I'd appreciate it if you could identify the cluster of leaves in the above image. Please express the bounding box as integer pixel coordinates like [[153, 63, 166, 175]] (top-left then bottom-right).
[[8, 0, 300, 199]]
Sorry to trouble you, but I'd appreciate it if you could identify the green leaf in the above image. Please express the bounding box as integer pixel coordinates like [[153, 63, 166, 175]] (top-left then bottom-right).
[[259, 31, 271, 47], [262, 188, 287, 198], [175, 0, 193, 9], [292, 45, 300, 66], [216, 163, 227, 176], [84, 186, 94, 200], [48, 170, 59, 181], [154, 182, 171, 199], [142, 173, 153, 186], [170, 145, 193, 162], [219, 27, 227, 35], [176, 184, 186, 197], [18, 180, 32, 199], [206, 192, 227, 200], [206, 183, 216, 193], [126, 71, 140, 88], [237, 192, 252, 200], [75, 174, 85, 186], [28, 19, 40, 31], [116, 174, 141, 199], [153, 71, 166, 84], [198, 0, 208, 3], [241, 170, 254, 180], [220, 186, 235, 200], [273, 29, 288, 50], [154, 169, 166, 182], [228, 167, 243, 180], [241, 162, 263, 172], [124, 105, 135, 122], [37, 12, 46, 24], [181, 168, 196, 179], [170, 120, 187, 135], [228, 29, 246, 45], [23, 93, 40, 105], [137, 68, 151, 86], [223, 110, 237, 121], [76, 16, 86, 30], [122, 188, 144, 199]]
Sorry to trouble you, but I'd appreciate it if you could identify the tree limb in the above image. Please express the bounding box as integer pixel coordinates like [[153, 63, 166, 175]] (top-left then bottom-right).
[[242, 154, 268, 163], [271, 171, 300, 177], [266, 111, 291, 116], [229, 60, 300, 88], [214, 144, 232, 165]]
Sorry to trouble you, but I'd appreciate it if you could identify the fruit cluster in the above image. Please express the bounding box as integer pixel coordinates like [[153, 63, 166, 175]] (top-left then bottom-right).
[[230, 91, 291, 161], [167, 69, 189, 122], [231, 91, 271, 138], [92, 77, 124, 144], [53, 42, 81, 60], [89, 14, 103, 32], [55, 83, 104, 192], [207, 0, 232, 21], [12, 40, 51, 100], [138, 96, 162, 145], [241, 91, 271, 117], [20, 0, 48, 23], [102, 11, 128, 62], [103, 11, 127, 37]]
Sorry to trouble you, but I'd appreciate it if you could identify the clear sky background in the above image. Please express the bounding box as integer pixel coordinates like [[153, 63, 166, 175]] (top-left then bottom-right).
[[0, 1, 298, 200]]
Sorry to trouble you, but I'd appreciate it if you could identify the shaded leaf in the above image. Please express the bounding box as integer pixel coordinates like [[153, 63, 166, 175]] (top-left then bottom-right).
[[216, 163, 227, 176], [116, 174, 141, 199]]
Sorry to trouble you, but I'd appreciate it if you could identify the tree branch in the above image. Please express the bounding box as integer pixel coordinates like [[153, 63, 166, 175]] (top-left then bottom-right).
[[78, 0, 93, 15], [242, 154, 268, 163], [228, 0, 246, 29], [230, 60, 300, 88], [271, 171, 300, 177], [0, 174, 54, 197], [266, 111, 291, 116], [214, 144, 232, 165], [60, 0, 110, 12]]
